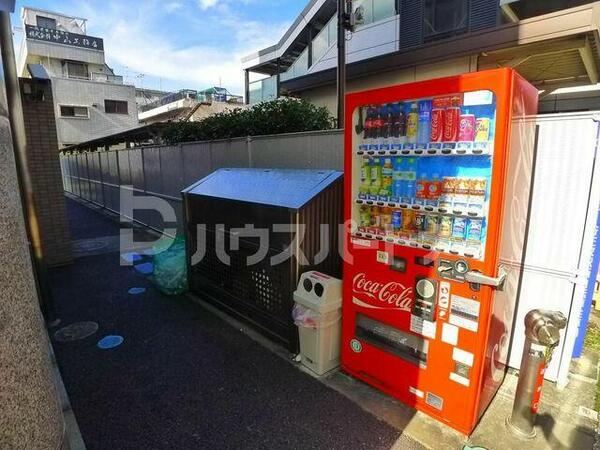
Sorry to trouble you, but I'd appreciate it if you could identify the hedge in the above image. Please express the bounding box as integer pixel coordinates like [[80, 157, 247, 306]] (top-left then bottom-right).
[[162, 97, 335, 144]]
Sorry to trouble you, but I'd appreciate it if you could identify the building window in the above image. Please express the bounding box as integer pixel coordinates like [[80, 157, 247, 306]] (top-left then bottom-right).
[[36, 15, 56, 29], [423, 0, 468, 40], [104, 99, 128, 114], [59, 105, 89, 118], [65, 61, 88, 79]]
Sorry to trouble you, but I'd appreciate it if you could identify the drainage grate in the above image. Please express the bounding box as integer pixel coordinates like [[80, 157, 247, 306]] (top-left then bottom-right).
[[54, 321, 99, 342]]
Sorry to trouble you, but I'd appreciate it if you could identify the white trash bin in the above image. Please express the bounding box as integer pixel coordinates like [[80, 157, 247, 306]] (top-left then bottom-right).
[[293, 271, 342, 375]]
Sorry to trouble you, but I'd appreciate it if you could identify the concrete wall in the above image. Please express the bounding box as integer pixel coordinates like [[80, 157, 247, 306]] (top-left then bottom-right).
[[0, 38, 64, 450], [300, 56, 478, 114], [60, 129, 343, 235], [20, 77, 72, 266], [52, 76, 138, 147]]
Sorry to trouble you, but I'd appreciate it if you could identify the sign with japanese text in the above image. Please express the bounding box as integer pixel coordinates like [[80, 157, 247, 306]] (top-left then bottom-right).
[[26, 25, 104, 51]]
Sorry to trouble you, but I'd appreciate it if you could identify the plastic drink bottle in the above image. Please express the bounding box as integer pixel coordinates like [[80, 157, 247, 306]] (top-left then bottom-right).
[[364, 107, 374, 145], [392, 157, 404, 203], [406, 103, 418, 144], [358, 205, 370, 231], [381, 157, 393, 200], [415, 172, 428, 206], [382, 104, 393, 148], [372, 107, 384, 148], [426, 173, 441, 207], [368, 157, 382, 200], [397, 103, 407, 143], [403, 158, 417, 204], [417, 100, 432, 145]]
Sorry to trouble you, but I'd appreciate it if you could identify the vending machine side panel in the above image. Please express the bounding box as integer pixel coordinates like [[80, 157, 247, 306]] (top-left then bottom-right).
[[475, 72, 539, 422]]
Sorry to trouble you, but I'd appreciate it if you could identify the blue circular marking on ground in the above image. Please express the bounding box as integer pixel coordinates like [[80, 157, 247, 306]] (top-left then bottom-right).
[[121, 252, 142, 264], [97, 335, 124, 349], [134, 262, 154, 275], [128, 287, 146, 295]]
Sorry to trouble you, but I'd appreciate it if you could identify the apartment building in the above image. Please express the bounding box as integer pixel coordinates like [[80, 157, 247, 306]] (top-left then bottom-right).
[[17, 7, 138, 148], [242, 0, 600, 115]]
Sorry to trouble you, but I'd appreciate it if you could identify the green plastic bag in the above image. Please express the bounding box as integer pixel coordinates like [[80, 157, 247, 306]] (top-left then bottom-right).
[[151, 235, 188, 295]]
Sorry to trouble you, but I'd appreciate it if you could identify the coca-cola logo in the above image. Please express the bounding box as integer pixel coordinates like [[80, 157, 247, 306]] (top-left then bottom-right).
[[352, 273, 413, 312]]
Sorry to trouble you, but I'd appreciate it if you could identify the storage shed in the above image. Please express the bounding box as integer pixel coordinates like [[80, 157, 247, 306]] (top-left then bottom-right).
[[182, 168, 343, 351]]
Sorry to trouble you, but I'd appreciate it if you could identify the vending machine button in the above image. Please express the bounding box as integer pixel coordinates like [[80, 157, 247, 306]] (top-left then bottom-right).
[[416, 279, 436, 299], [415, 256, 435, 267], [390, 256, 407, 273], [454, 260, 469, 274]]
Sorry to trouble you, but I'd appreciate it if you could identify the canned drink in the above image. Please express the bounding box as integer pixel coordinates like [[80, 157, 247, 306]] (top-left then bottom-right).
[[468, 178, 487, 213], [475, 117, 491, 142], [369, 206, 381, 230], [402, 209, 415, 232], [380, 207, 393, 233], [466, 218, 483, 242], [414, 212, 427, 232], [426, 214, 440, 234], [439, 177, 456, 209], [451, 217, 468, 240], [438, 215, 453, 238], [458, 114, 476, 142], [430, 108, 444, 142], [391, 209, 402, 233], [453, 178, 470, 211], [443, 107, 460, 142]]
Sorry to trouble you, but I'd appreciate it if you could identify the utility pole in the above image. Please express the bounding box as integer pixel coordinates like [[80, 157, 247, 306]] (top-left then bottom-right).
[[336, 0, 346, 129], [337, 0, 359, 129]]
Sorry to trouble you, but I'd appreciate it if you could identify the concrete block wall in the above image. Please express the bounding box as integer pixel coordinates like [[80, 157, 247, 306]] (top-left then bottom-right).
[[20, 78, 72, 266]]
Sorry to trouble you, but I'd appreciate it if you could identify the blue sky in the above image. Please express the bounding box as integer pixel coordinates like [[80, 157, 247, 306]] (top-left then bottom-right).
[[12, 0, 304, 94]]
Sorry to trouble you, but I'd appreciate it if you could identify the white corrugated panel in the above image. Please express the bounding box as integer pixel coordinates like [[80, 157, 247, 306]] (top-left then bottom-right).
[[509, 112, 600, 387]]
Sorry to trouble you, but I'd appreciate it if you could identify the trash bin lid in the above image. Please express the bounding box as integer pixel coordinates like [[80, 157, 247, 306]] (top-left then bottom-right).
[[183, 168, 342, 210], [293, 271, 342, 313]]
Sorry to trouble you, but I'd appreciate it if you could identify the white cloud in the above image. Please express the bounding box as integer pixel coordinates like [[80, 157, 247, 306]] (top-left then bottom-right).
[[89, 2, 289, 95], [165, 2, 184, 12], [47, 0, 291, 95], [198, 0, 218, 9]]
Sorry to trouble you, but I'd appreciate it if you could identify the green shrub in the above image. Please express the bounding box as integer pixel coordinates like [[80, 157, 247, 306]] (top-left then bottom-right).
[[162, 97, 335, 144]]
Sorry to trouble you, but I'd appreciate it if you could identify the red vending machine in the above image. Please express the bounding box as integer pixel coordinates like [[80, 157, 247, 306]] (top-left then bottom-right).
[[342, 68, 538, 435]]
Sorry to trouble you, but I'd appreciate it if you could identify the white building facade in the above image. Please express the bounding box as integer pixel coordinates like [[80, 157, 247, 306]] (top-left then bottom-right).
[[17, 7, 138, 148]]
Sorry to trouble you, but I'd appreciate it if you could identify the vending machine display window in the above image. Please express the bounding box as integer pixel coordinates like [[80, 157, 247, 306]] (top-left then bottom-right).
[[352, 90, 496, 261]]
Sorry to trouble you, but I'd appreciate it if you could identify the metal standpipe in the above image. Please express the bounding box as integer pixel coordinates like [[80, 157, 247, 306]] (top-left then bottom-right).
[[506, 309, 567, 438]]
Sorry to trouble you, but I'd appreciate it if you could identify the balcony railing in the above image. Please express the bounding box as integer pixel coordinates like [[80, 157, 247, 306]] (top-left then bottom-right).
[[140, 89, 244, 113], [197, 92, 244, 104], [249, 76, 277, 104], [280, 0, 397, 82], [139, 90, 196, 112], [90, 72, 124, 84]]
